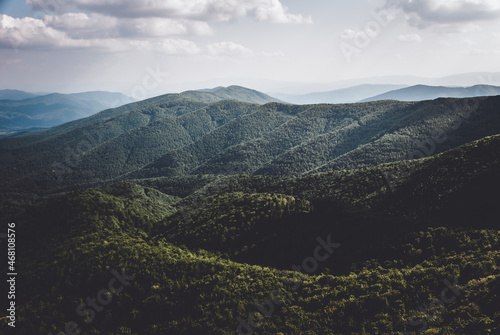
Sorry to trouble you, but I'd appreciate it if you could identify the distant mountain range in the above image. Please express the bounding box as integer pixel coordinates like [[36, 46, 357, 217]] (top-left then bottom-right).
[[273, 84, 500, 104], [273, 84, 407, 104], [0, 89, 40, 101], [161, 71, 500, 95], [2, 82, 498, 138], [361, 84, 500, 102], [0, 90, 133, 135]]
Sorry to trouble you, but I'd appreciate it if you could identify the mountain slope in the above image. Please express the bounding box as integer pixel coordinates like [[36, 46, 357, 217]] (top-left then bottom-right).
[[52, 100, 259, 185], [0, 86, 281, 150], [138, 133, 500, 229], [361, 84, 500, 102], [0, 87, 283, 192], [136, 96, 500, 178], [131, 134, 500, 271], [2, 95, 500, 195]]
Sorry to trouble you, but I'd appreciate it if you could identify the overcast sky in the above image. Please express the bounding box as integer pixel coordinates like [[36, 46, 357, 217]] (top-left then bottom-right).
[[1, 0, 500, 96]]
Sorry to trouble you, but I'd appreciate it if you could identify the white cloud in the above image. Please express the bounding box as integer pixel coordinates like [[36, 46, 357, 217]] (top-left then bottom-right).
[[0, 14, 201, 54], [43, 13, 213, 39], [43, 13, 118, 38], [389, 0, 500, 31], [28, 0, 312, 24], [398, 33, 422, 42], [251, 0, 313, 23], [13, 0, 309, 56], [207, 41, 252, 56], [118, 39, 200, 54], [0, 14, 97, 49], [181, 20, 214, 36], [123, 18, 213, 37], [14, 0, 306, 54]]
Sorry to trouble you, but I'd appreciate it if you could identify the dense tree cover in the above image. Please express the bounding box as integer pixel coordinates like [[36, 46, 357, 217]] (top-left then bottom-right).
[[181, 85, 283, 104], [131, 134, 500, 230], [2, 95, 500, 197], [134, 103, 299, 178], [157, 192, 313, 264], [3, 190, 499, 334], [56, 100, 258, 185], [0, 132, 499, 334]]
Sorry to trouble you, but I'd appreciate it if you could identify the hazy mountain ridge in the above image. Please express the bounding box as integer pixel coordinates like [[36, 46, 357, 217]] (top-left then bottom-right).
[[361, 84, 500, 102], [274, 84, 407, 104], [273, 83, 500, 105], [0, 89, 39, 101], [163, 71, 500, 95], [0, 90, 133, 133]]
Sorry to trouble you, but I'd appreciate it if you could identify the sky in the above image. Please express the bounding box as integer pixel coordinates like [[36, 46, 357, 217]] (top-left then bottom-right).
[[0, 0, 500, 97]]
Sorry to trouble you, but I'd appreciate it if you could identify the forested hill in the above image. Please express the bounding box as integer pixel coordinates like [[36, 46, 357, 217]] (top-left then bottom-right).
[[0, 85, 280, 149], [182, 85, 284, 104], [1, 93, 499, 195], [3, 133, 499, 334], [137, 133, 500, 229]]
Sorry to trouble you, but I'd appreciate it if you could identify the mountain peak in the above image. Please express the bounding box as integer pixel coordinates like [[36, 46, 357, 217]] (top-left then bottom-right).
[[180, 85, 283, 104]]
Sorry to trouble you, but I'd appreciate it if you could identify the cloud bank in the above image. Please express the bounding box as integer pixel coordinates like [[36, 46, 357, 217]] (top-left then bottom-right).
[[1, 0, 311, 53], [391, 0, 500, 31], [27, 0, 312, 23], [0, 14, 202, 54]]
